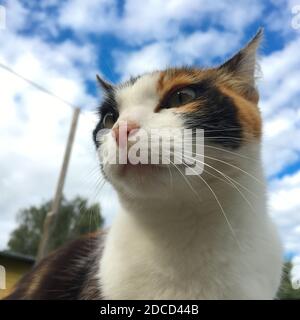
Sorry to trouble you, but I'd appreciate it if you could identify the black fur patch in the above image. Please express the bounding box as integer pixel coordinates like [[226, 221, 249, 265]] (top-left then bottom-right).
[[5, 233, 105, 300], [182, 81, 242, 149], [93, 91, 119, 148]]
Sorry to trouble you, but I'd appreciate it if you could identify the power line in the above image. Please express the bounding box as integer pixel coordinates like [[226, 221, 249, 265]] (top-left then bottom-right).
[[0, 61, 78, 109]]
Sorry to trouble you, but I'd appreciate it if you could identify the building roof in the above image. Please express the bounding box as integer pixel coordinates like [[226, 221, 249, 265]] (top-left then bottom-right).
[[0, 251, 35, 263]]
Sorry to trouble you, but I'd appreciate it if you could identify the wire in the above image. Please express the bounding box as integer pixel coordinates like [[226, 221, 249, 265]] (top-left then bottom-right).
[[0, 61, 79, 109]]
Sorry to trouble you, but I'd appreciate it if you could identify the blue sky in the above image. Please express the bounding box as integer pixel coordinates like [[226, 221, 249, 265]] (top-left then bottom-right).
[[0, 0, 300, 276]]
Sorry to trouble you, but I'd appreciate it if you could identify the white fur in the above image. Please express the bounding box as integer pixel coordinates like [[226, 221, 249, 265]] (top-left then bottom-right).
[[97, 74, 283, 300]]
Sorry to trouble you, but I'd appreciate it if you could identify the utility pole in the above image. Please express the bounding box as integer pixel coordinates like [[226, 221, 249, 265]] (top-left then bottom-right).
[[37, 107, 81, 261], [0, 62, 82, 262]]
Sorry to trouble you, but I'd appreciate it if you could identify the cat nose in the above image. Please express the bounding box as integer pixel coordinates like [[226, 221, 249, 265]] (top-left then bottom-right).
[[112, 121, 140, 147]]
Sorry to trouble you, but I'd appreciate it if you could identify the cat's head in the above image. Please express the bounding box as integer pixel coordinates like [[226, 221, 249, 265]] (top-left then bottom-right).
[[93, 30, 263, 200]]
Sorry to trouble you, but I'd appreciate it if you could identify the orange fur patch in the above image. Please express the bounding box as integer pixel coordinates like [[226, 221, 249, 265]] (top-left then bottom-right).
[[156, 69, 208, 111], [174, 100, 206, 113]]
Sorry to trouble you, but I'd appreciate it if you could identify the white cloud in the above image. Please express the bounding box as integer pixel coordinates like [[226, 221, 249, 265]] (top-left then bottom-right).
[[269, 170, 300, 282], [260, 37, 300, 177], [260, 38, 300, 117], [262, 108, 300, 177], [265, 0, 300, 35], [57, 0, 263, 44], [58, 0, 118, 34], [114, 30, 240, 79], [259, 37, 300, 284], [292, 255, 300, 288], [4, 0, 29, 32]]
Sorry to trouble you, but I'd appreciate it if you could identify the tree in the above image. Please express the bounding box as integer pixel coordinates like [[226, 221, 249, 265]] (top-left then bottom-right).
[[7, 196, 103, 257]]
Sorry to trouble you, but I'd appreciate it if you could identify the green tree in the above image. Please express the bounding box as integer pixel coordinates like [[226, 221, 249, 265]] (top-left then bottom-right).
[[7, 196, 103, 257], [277, 261, 300, 299]]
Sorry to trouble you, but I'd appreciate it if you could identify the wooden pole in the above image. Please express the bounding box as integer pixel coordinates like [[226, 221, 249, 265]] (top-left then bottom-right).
[[37, 107, 80, 261]]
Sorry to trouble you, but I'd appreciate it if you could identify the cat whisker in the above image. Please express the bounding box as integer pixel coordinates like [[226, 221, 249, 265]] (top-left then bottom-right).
[[175, 150, 264, 186], [181, 142, 259, 162], [174, 152, 257, 214], [202, 154, 264, 186], [166, 158, 201, 202], [181, 136, 257, 144], [171, 154, 242, 250], [174, 151, 259, 199]]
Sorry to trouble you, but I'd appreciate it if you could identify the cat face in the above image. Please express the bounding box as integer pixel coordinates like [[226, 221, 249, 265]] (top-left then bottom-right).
[[93, 30, 262, 199]]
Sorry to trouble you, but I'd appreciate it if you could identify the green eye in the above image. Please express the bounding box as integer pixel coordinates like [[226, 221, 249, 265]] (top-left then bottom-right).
[[166, 87, 197, 108]]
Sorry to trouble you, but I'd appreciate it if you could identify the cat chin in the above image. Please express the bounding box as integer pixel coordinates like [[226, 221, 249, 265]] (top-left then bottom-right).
[[103, 163, 179, 198]]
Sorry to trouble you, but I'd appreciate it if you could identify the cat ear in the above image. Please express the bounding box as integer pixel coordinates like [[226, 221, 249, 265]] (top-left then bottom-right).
[[218, 28, 263, 85], [96, 74, 114, 92]]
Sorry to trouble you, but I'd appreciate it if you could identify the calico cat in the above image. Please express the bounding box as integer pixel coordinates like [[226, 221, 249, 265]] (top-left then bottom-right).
[[6, 29, 283, 300]]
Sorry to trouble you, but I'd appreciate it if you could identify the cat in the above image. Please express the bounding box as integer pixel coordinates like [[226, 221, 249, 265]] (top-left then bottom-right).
[[6, 29, 283, 300]]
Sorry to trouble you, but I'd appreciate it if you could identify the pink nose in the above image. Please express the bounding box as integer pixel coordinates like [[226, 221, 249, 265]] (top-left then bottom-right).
[[112, 121, 140, 147]]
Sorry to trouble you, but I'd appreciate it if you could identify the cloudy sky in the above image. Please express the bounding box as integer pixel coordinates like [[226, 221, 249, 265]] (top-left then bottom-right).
[[0, 0, 300, 273]]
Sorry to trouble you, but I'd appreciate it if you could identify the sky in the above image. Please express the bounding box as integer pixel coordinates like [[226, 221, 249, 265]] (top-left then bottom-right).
[[0, 0, 300, 280]]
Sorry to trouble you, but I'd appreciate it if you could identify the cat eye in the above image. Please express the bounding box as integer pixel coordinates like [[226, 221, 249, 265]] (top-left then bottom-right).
[[102, 112, 115, 129], [165, 87, 197, 108]]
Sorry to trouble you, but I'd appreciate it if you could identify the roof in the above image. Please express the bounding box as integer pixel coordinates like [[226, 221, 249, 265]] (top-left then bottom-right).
[[0, 251, 35, 263]]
